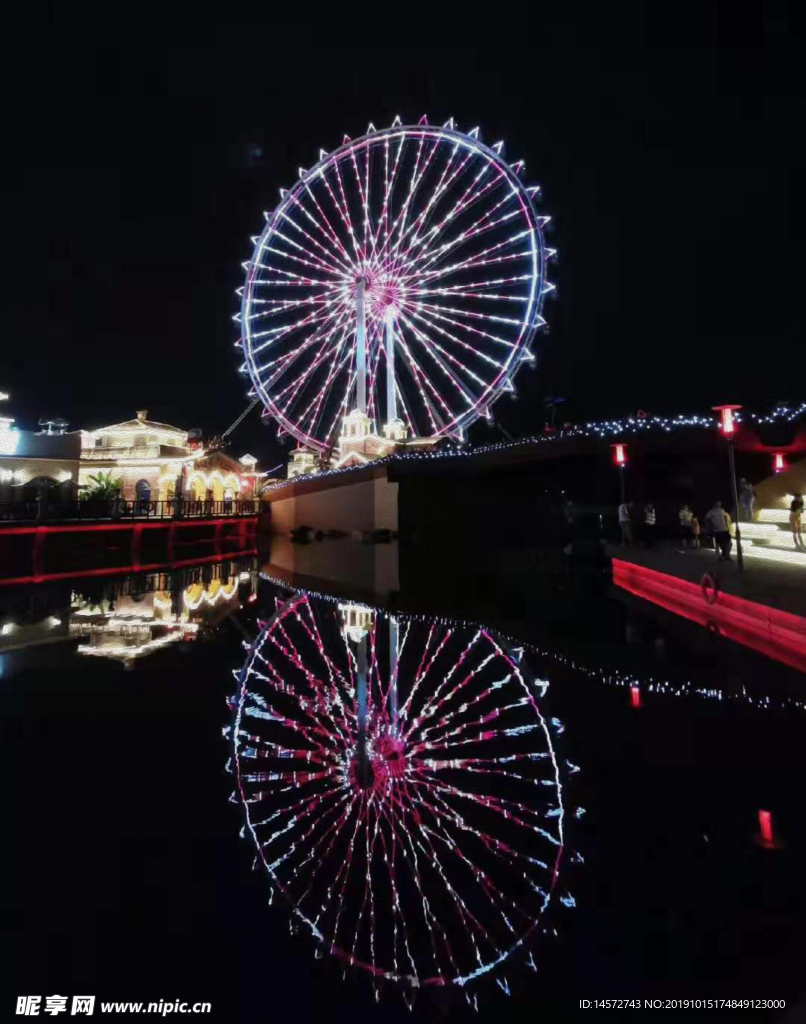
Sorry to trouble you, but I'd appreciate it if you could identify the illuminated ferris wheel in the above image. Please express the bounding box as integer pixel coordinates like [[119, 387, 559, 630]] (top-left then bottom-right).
[[229, 594, 571, 997], [237, 117, 554, 453]]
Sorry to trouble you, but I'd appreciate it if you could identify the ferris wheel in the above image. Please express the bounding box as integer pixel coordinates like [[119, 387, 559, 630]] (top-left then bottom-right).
[[237, 117, 554, 453], [229, 593, 571, 997]]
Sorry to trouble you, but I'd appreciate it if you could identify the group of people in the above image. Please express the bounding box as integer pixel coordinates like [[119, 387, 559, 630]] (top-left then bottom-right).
[[618, 492, 805, 558], [617, 500, 659, 549]]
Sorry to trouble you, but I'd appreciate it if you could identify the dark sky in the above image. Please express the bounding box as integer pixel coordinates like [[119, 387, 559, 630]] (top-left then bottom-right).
[[3, 8, 805, 464]]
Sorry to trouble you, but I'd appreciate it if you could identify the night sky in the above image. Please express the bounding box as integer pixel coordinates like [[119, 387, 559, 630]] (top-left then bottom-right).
[[4, 9, 805, 466]]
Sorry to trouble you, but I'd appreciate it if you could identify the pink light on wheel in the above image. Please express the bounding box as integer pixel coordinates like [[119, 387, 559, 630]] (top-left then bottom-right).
[[238, 120, 553, 450]]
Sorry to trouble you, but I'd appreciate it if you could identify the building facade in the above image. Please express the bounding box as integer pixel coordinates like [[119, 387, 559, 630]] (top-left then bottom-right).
[[79, 410, 256, 503], [0, 396, 81, 503]]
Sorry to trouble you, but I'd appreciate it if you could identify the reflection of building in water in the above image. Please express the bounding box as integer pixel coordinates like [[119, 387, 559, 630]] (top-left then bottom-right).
[[230, 592, 573, 1002], [68, 560, 258, 666], [0, 559, 259, 679]]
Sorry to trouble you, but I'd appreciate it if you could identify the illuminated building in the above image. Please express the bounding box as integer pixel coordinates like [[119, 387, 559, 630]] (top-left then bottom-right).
[[79, 409, 256, 503], [0, 391, 81, 500]]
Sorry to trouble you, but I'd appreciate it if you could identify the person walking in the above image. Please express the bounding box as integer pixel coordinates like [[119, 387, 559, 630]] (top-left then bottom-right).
[[705, 500, 732, 561], [643, 502, 656, 549], [739, 478, 755, 522], [691, 512, 701, 549], [678, 503, 694, 553], [790, 493, 804, 550], [618, 500, 633, 545]]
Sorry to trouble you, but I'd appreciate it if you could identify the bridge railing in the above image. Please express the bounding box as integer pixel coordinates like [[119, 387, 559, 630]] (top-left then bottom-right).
[[0, 497, 261, 525]]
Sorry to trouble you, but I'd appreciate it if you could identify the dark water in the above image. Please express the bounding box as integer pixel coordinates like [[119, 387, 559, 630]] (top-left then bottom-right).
[[2, 543, 805, 1022]]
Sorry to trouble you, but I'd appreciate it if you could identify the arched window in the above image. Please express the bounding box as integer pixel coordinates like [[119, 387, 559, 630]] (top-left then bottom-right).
[[135, 479, 151, 502]]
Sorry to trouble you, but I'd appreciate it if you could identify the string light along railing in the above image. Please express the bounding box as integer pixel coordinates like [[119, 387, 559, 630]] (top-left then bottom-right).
[[262, 402, 806, 490], [255, 573, 806, 717], [226, 593, 578, 1003], [236, 116, 554, 456]]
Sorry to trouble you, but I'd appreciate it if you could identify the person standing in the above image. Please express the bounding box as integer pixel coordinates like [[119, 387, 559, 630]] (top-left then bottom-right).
[[618, 500, 633, 545], [644, 502, 656, 549], [705, 500, 732, 561], [791, 493, 804, 550], [739, 478, 755, 522], [678, 503, 694, 553]]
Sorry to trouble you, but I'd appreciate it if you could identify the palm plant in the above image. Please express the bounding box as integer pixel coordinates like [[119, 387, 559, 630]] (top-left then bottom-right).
[[80, 471, 122, 501]]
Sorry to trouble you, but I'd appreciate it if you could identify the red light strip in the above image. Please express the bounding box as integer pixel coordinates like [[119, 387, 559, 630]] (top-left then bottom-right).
[[0, 516, 257, 537], [612, 559, 806, 674]]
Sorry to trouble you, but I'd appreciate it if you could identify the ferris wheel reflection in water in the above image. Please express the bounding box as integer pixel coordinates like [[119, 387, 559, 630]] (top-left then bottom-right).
[[227, 592, 579, 1006]]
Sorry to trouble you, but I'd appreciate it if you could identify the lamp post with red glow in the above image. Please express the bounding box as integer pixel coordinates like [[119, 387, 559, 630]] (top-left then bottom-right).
[[713, 405, 744, 574], [611, 442, 628, 504]]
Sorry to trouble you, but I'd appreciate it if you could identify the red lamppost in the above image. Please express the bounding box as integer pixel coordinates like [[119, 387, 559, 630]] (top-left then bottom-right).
[[713, 404, 744, 574], [611, 442, 628, 503]]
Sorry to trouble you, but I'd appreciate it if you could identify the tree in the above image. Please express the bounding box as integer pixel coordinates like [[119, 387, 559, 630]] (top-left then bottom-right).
[[80, 471, 122, 501]]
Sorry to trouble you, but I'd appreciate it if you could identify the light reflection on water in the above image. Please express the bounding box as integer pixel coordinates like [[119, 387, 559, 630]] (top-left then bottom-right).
[[2, 543, 805, 1016]]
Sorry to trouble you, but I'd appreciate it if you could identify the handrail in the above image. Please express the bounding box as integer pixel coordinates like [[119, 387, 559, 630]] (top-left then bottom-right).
[[0, 497, 261, 525]]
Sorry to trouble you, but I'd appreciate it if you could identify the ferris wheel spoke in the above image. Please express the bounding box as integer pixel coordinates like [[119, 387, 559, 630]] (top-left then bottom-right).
[[369, 132, 405, 259], [296, 335, 354, 440], [416, 298, 525, 331], [250, 302, 343, 358], [396, 164, 505, 275], [345, 141, 370, 255], [396, 313, 487, 410], [255, 305, 350, 385], [383, 331, 447, 436], [277, 209, 355, 278], [403, 630, 487, 738], [396, 141, 466, 260], [415, 788, 539, 892], [287, 794, 361, 908], [269, 332, 351, 418], [402, 306, 504, 376], [415, 272, 534, 296], [394, 170, 499, 278], [413, 183, 521, 270], [316, 163, 363, 264], [412, 656, 509, 741], [384, 137, 446, 275], [263, 226, 346, 279], [381, 796, 459, 980], [422, 818, 529, 937], [331, 155, 366, 264], [393, 787, 496, 972], [246, 294, 336, 322], [379, 134, 438, 273], [291, 183, 355, 268], [414, 226, 531, 282], [408, 303, 521, 361]]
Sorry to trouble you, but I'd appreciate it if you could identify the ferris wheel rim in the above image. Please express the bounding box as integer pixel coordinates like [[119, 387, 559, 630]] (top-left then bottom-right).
[[240, 122, 550, 453]]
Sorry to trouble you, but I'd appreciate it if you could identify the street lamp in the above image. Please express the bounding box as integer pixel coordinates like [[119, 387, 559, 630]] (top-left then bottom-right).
[[713, 404, 744, 574], [611, 442, 628, 503]]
